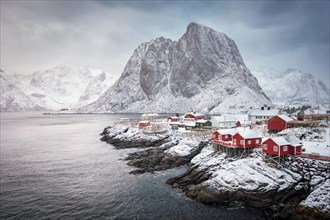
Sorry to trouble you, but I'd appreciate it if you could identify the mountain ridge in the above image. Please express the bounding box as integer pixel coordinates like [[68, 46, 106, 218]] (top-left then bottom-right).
[[251, 67, 329, 105], [80, 22, 271, 113]]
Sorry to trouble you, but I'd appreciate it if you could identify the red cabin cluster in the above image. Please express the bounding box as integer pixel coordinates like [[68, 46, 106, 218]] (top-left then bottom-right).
[[262, 136, 302, 156], [211, 128, 262, 148]]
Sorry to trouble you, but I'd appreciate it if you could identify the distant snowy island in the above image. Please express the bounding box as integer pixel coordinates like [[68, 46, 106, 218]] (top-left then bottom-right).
[[100, 113, 330, 220]]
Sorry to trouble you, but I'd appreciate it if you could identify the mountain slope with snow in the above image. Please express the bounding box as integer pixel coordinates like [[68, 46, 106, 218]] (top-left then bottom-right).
[[80, 23, 271, 113], [5, 65, 116, 110], [251, 67, 329, 104], [0, 70, 42, 111]]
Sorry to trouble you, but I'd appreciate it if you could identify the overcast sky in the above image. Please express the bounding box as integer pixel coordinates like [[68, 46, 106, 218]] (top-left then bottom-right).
[[1, 0, 329, 85]]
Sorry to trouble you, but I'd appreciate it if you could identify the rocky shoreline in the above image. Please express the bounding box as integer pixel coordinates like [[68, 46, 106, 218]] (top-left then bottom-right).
[[100, 124, 208, 174], [100, 123, 330, 219]]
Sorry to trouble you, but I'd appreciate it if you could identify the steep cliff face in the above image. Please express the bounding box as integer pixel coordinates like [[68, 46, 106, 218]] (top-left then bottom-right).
[[251, 67, 329, 104], [80, 23, 271, 113]]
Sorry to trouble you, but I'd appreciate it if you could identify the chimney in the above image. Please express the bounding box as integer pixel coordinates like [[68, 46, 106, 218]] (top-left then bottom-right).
[[268, 107, 270, 110], [261, 107, 264, 110]]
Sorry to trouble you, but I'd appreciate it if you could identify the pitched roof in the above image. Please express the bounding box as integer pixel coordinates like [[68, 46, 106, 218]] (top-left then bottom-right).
[[236, 130, 262, 139], [277, 115, 293, 122], [212, 115, 237, 122], [250, 109, 279, 116], [185, 112, 205, 117], [216, 128, 238, 136], [268, 135, 302, 147], [196, 119, 211, 123]]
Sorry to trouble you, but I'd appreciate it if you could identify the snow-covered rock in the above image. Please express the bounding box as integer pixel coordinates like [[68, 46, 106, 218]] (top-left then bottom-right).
[[0, 70, 42, 111], [80, 23, 271, 113], [4, 65, 116, 110], [166, 138, 200, 157], [296, 179, 330, 219], [100, 123, 171, 149], [100, 122, 208, 174], [251, 67, 329, 105]]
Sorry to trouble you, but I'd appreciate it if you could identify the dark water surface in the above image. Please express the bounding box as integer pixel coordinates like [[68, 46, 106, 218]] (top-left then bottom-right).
[[0, 112, 269, 219]]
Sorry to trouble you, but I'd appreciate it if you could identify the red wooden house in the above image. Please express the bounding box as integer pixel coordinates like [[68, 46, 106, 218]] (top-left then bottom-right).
[[262, 136, 302, 156], [167, 116, 180, 122], [184, 112, 206, 120], [139, 120, 151, 128], [232, 130, 262, 148], [268, 115, 293, 132], [212, 128, 237, 142], [211, 128, 238, 148]]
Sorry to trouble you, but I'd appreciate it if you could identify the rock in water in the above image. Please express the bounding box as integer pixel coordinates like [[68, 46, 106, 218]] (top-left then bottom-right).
[[80, 22, 271, 113]]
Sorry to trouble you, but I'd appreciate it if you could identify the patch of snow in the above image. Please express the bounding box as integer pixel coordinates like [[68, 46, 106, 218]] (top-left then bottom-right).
[[300, 179, 330, 212]]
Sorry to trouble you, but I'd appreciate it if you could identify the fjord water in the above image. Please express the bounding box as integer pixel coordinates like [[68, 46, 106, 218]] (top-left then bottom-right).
[[0, 112, 268, 219]]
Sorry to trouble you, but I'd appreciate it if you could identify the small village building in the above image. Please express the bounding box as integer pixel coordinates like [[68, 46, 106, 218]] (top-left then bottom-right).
[[184, 112, 206, 121], [249, 107, 279, 124], [184, 122, 196, 130], [267, 115, 293, 132], [304, 114, 330, 121], [167, 116, 180, 122], [212, 128, 237, 141], [232, 130, 263, 148], [287, 120, 320, 128], [211, 115, 245, 129], [195, 120, 212, 129], [170, 123, 179, 130], [141, 113, 160, 120], [138, 120, 151, 128], [262, 136, 302, 156]]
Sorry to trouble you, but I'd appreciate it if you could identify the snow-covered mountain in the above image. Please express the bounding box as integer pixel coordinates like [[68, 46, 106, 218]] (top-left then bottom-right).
[[251, 67, 329, 105], [5, 65, 116, 110], [80, 23, 271, 113], [0, 70, 42, 111]]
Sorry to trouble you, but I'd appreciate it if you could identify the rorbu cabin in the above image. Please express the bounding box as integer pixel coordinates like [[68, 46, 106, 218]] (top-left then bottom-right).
[[139, 120, 151, 128], [185, 122, 196, 130], [184, 112, 206, 121], [195, 120, 212, 129], [167, 116, 180, 122], [262, 136, 302, 156], [212, 128, 238, 142], [267, 115, 293, 132], [232, 130, 262, 148]]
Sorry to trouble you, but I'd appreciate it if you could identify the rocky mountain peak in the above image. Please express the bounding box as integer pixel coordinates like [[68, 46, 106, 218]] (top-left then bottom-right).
[[80, 23, 271, 113]]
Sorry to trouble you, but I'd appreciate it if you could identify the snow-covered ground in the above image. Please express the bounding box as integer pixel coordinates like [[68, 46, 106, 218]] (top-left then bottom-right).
[[207, 157, 301, 192], [165, 138, 200, 157], [300, 179, 330, 213], [279, 127, 330, 156]]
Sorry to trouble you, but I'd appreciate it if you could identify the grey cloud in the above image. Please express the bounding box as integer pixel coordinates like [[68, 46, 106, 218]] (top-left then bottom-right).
[[1, 0, 329, 85]]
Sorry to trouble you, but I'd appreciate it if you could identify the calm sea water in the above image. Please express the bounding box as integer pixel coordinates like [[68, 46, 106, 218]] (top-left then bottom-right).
[[0, 112, 269, 220]]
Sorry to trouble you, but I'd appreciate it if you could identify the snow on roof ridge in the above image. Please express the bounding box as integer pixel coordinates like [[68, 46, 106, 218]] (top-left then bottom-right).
[[237, 130, 262, 139], [277, 114, 293, 122], [270, 135, 301, 146], [250, 108, 279, 116]]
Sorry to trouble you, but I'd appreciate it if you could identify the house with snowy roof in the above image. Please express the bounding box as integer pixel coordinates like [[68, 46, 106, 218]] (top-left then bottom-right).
[[211, 115, 242, 129], [195, 119, 212, 129], [167, 116, 180, 122], [211, 128, 262, 149], [267, 115, 294, 132], [232, 130, 263, 148], [249, 107, 279, 124], [184, 112, 206, 121], [262, 135, 302, 156]]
